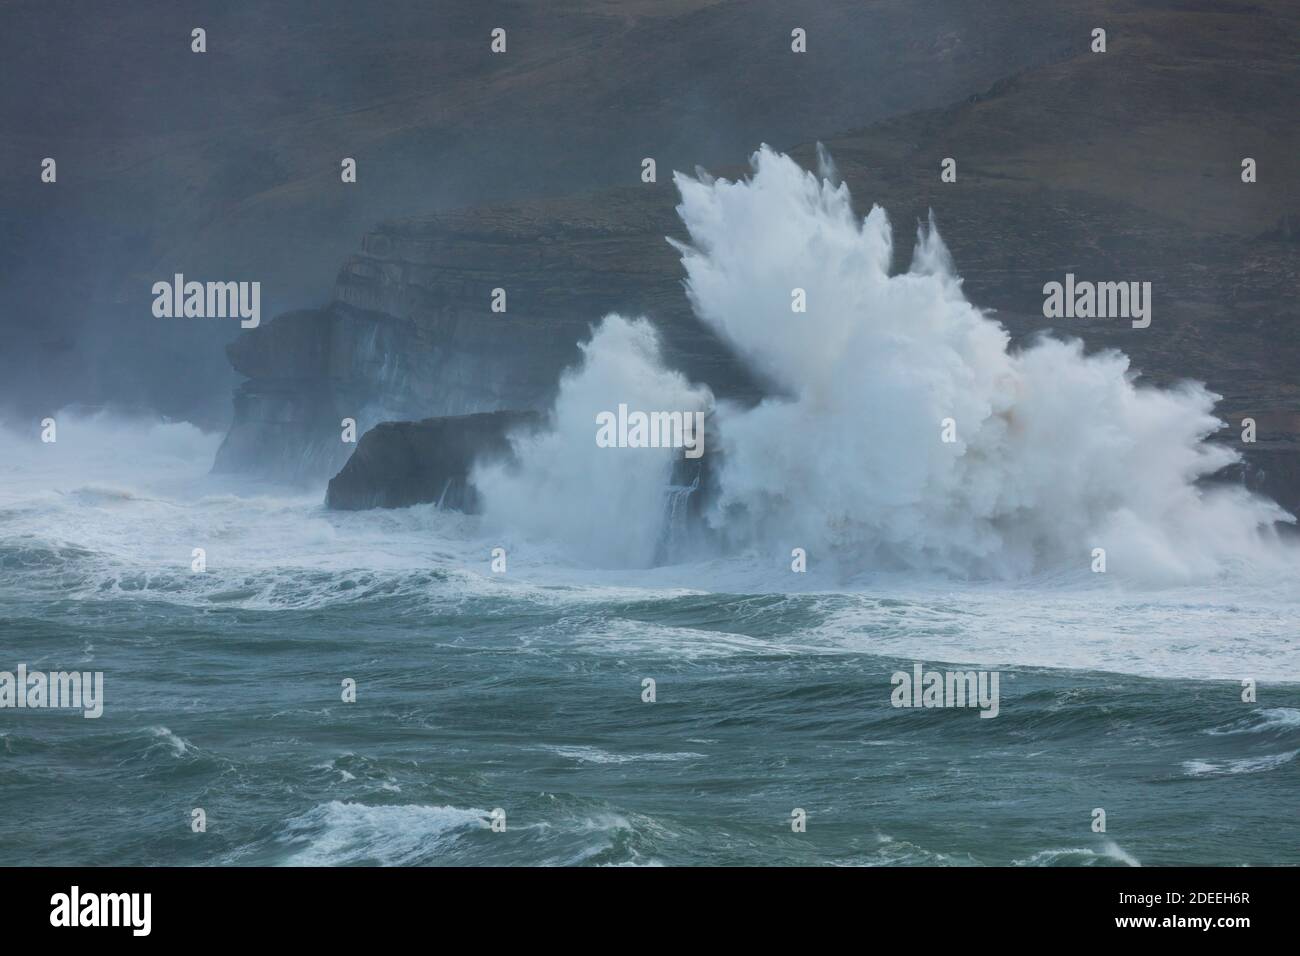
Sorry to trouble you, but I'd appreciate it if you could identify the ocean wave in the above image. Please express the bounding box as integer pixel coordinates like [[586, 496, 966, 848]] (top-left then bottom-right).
[[1181, 749, 1299, 777], [146, 725, 193, 758], [277, 801, 490, 866], [540, 745, 707, 765], [1203, 707, 1300, 735], [1013, 841, 1141, 867], [864, 832, 982, 866]]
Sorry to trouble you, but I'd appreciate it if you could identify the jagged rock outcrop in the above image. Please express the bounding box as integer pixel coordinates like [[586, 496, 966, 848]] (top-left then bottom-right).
[[325, 410, 541, 511]]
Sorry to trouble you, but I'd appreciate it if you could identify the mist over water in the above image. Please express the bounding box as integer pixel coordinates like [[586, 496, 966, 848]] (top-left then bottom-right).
[[480, 147, 1294, 581]]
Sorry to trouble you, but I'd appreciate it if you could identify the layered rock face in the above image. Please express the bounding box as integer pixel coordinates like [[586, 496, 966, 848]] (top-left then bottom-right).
[[325, 410, 541, 511], [211, 188, 760, 481], [332, 191, 764, 412], [212, 308, 393, 481]]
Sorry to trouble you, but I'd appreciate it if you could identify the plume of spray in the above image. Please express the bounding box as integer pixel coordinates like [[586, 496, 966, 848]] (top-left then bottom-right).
[[478, 146, 1292, 579], [473, 315, 713, 568]]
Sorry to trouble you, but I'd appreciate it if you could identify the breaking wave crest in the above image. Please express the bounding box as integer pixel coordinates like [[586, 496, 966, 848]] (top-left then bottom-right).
[[479, 146, 1293, 580]]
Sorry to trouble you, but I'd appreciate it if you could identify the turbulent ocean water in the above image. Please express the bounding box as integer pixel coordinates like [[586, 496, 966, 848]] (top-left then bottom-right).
[[0, 415, 1297, 867], [3, 148, 1297, 866]]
